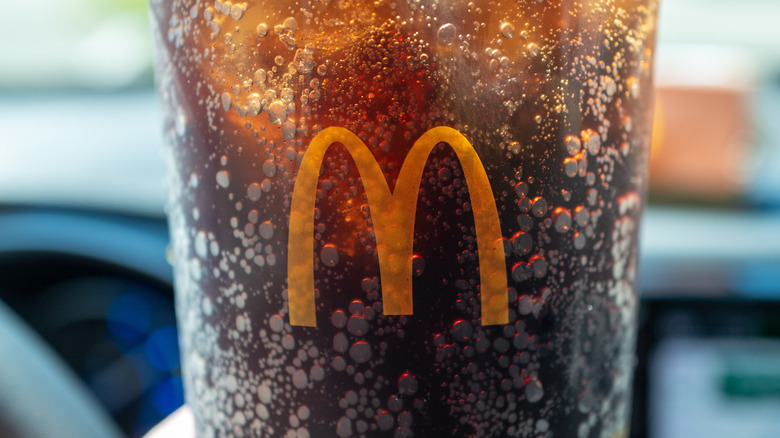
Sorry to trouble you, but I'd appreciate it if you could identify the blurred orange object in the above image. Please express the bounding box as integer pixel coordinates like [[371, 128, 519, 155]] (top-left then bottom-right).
[[649, 45, 753, 203]]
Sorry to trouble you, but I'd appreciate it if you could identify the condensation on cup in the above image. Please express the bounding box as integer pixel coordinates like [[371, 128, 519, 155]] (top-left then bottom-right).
[[151, 0, 659, 436]]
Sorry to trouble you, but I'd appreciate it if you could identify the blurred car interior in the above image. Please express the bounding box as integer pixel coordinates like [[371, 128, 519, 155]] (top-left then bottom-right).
[[1, 0, 780, 437]]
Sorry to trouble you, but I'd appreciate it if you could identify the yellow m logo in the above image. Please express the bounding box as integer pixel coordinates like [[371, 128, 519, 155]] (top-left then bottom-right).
[[288, 126, 508, 327]]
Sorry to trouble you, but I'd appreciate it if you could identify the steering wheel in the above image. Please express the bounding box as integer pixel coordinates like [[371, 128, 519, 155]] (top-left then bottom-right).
[[0, 298, 123, 438]]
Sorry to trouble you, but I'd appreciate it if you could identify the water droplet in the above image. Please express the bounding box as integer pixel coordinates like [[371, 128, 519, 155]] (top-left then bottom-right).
[[500, 22, 515, 38], [437, 23, 457, 46], [320, 244, 339, 267], [331, 310, 347, 328], [349, 341, 371, 363], [298, 406, 311, 420], [216, 170, 230, 188]]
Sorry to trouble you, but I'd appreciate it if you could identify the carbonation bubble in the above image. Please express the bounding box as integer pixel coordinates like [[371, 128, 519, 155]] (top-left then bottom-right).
[[349, 341, 371, 363], [514, 182, 529, 198], [262, 160, 276, 177], [532, 256, 548, 278], [216, 170, 230, 188], [331, 310, 347, 328], [398, 373, 418, 395], [258, 384, 272, 404], [282, 119, 297, 140], [347, 316, 369, 336], [283, 16, 298, 31], [517, 214, 533, 232], [246, 94, 261, 116], [256, 23, 268, 37], [254, 68, 266, 83], [512, 262, 532, 283], [195, 231, 208, 258], [310, 365, 325, 381], [574, 206, 589, 226], [412, 255, 425, 276], [333, 332, 348, 353], [320, 244, 339, 267], [511, 231, 533, 256], [388, 396, 403, 412], [451, 320, 474, 343], [565, 135, 582, 156], [500, 22, 515, 38], [293, 49, 315, 73], [220, 92, 231, 111], [377, 411, 394, 431], [552, 207, 572, 233], [332, 356, 346, 371], [573, 232, 586, 250], [582, 129, 601, 155], [298, 406, 311, 420], [527, 42, 540, 57], [564, 158, 578, 178], [269, 314, 284, 332], [532, 197, 548, 217], [292, 369, 308, 389], [230, 3, 245, 20], [268, 100, 287, 124], [336, 417, 352, 437], [525, 378, 544, 403], [259, 221, 274, 239], [437, 23, 457, 46]]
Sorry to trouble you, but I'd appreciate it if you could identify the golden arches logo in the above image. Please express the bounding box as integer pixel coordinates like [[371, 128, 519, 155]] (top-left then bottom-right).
[[287, 126, 508, 327]]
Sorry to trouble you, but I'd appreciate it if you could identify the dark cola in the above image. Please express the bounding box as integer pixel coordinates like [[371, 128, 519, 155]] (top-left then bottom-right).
[[151, 0, 659, 436]]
